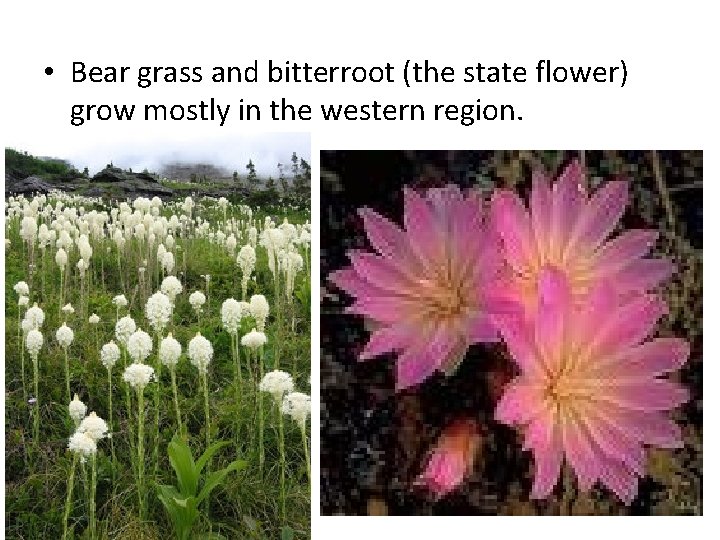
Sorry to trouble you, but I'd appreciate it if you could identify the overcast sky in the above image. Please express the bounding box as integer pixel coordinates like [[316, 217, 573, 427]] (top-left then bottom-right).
[[6, 133, 310, 176]]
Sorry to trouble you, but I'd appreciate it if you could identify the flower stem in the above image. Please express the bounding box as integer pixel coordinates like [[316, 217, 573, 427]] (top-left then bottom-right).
[[170, 367, 182, 433], [301, 422, 311, 484], [153, 334, 162, 480], [90, 453, 97, 540], [61, 454, 77, 540], [80, 461, 89, 525], [137, 389, 146, 521], [64, 348, 70, 405], [202, 374, 211, 449], [19, 312, 27, 404], [278, 404, 286, 522], [258, 349, 265, 475], [32, 356, 39, 445], [108, 368, 116, 485], [122, 350, 136, 479]]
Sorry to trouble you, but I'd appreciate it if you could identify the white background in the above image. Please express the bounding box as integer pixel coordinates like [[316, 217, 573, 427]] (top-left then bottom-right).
[[1, 0, 714, 538]]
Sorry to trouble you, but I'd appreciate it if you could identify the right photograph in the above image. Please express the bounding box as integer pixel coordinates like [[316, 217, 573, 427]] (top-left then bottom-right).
[[320, 150, 702, 516]]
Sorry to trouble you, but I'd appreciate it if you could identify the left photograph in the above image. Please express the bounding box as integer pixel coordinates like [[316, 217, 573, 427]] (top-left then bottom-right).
[[4, 135, 311, 539]]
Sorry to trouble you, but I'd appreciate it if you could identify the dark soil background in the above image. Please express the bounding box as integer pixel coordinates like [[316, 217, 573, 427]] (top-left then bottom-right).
[[320, 150, 702, 516]]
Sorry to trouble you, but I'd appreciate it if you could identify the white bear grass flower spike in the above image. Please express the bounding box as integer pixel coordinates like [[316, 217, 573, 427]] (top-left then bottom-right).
[[188, 332, 213, 446]]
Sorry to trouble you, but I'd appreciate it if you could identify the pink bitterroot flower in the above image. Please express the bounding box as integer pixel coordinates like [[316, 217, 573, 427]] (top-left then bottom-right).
[[490, 160, 674, 314], [330, 185, 516, 390], [492, 267, 689, 504], [415, 418, 481, 499]]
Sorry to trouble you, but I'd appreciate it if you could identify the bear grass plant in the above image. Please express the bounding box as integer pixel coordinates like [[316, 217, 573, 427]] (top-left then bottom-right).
[[156, 435, 246, 540]]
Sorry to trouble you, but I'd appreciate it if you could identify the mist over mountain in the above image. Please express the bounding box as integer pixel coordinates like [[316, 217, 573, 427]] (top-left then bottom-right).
[[7, 133, 310, 177]]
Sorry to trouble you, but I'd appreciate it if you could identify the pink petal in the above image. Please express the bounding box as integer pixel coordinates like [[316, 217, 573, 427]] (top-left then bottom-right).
[[395, 326, 456, 390], [535, 267, 571, 364], [602, 379, 689, 411], [491, 189, 535, 273], [588, 294, 668, 358], [349, 251, 412, 291], [551, 160, 584, 251], [597, 458, 638, 505], [528, 414, 563, 499], [530, 169, 554, 254], [597, 405, 683, 448], [466, 314, 500, 342], [451, 198, 492, 285], [593, 230, 660, 276], [612, 259, 676, 292], [571, 279, 618, 347], [404, 188, 442, 266], [346, 296, 415, 324], [568, 180, 629, 254], [358, 207, 420, 270], [581, 409, 646, 476], [494, 381, 541, 425], [491, 314, 540, 374], [417, 453, 455, 497], [358, 323, 415, 361], [595, 337, 690, 378], [328, 267, 374, 298], [562, 415, 599, 492]]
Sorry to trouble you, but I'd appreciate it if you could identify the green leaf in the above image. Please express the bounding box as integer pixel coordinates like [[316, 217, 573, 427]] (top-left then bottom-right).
[[196, 460, 246, 504], [196, 440, 231, 476], [156, 484, 198, 539], [168, 435, 199, 496], [281, 526, 295, 540]]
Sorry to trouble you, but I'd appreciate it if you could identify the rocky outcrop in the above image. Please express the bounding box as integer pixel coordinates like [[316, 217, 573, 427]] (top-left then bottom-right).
[[5, 175, 56, 195], [92, 166, 160, 184], [113, 179, 174, 198], [5, 172, 174, 200]]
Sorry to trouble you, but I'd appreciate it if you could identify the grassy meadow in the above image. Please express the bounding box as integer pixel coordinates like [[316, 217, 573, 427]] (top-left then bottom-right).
[[5, 192, 311, 539]]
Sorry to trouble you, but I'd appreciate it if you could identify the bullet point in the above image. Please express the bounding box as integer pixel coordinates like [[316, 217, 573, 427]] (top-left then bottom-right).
[[45, 67, 53, 75]]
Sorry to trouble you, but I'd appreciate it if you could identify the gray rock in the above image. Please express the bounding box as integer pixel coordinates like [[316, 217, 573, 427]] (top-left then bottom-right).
[[6, 176, 55, 195], [92, 166, 159, 184]]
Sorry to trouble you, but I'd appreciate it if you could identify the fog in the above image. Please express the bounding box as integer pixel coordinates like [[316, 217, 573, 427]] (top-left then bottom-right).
[[7, 133, 310, 176]]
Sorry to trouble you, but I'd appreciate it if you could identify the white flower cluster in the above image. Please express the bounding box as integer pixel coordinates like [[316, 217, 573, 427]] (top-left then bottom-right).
[[112, 294, 128, 308], [68, 410, 110, 462], [69, 393, 87, 425], [88, 313, 100, 325], [25, 303, 45, 329], [249, 294, 269, 331], [115, 315, 137, 347], [189, 290, 206, 313], [56, 323, 74, 348], [55, 247, 68, 268], [161, 275, 183, 300], [188, 333, 213, 375], [68, 431, 96, 461], [78, 411, 109, 441], [221, 298, 244, 334], [259, 370, 294, 402], [241, 328, 267, 349], [236, 244, 256, 275], [159, 333, 182, 367], [127, 329, 153, 363], [160, 249, 174, 274], [145, 291, 173, 333], [14, 281, 29, 296], [101, 341, 121, 370], [25, 329, 44, 358], [122, 362, 155, 390], [282, 391, 311, 426]]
